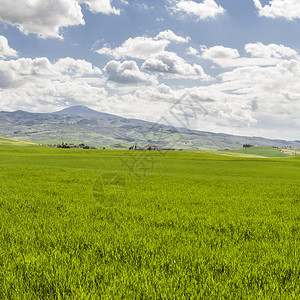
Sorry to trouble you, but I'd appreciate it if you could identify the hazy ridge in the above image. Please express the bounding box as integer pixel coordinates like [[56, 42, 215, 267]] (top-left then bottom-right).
[[0, 106, 299, 149]]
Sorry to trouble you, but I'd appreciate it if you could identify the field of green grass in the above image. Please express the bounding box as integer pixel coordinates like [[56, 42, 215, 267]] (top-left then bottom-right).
[[0, 137, 40, 147], [226, 146, 290, 158], [0, 139, 300, 299]]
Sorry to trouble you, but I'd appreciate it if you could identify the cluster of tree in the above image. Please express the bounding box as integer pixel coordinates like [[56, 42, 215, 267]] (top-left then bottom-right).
[[243, 144, 253, 148], [129, 145, 180, 151], [56, 143, 96, 149]]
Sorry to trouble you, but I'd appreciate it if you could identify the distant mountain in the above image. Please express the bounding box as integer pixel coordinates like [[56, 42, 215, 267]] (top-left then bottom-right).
[[0, 107, 299, 149], [53, 105, 122, 120]]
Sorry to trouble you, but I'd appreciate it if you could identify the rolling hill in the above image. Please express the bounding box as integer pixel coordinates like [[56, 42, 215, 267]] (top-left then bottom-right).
[[0, 106, 299, 150], [0, 137, 39, 147]]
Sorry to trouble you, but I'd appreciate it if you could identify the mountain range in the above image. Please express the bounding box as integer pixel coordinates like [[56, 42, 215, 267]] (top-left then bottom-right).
[[0, 106, 299, 149]]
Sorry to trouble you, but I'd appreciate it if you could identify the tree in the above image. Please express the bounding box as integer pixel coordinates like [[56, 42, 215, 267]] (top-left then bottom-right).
[[243, 144, 253, 154]]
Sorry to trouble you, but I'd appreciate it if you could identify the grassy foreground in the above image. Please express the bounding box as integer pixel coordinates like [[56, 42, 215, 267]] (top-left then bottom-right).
[[0, 143, 300, 299]]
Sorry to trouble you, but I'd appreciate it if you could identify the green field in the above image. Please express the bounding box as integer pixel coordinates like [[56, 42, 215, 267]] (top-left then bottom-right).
[[225, 146, 291, 158], [0, 140, 300, 299], [0, 137, 40, 147]]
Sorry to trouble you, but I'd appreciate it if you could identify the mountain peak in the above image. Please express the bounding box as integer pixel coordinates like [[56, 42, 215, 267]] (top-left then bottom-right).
[[53, 106, 122, 120]]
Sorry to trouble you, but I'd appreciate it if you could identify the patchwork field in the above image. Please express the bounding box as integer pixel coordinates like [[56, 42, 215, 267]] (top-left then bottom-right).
[[0, 140, 299, 299]]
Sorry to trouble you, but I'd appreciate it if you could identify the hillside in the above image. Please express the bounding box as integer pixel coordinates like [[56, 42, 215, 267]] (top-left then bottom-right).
[[0, 107, 299, 150], [0, 137, 40, 147]]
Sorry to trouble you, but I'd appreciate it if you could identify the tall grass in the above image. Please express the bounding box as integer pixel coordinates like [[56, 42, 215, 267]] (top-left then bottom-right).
[[0, 145, 299, 298]]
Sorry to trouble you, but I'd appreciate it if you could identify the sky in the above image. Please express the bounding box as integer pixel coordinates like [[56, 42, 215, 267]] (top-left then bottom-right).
[[0, 0, 300, 140]]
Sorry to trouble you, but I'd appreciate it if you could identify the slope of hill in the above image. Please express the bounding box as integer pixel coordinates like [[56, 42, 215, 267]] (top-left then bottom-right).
[[0, 107, 299, 150], [0, 137, 39, 147]]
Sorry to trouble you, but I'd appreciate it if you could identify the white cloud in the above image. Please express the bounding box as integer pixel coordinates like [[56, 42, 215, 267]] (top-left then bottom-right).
[[142, 51, 211, 80], [253, 0, 300, 20], [103, 60, 156, 84], [156, 30, 190, 43], [0, 56, 106, 112], [220, 59, 300, 91], [172, 0, 225, 20], [94, 41, 300, 139], [0, 58, 56, 88], [201, 45, 252, 67], [96, 35, 170, 60], [0, 0, 84, 39], [114, 83, 256, 132], [201, 43, 298, 68], [54, 57, 102, 77], [78, 0, 120, 14], [209, 58, 300, 136], [114, 52, 300, 139], [2, 52, 300, 140], [202, 45, 240, 60], [0, 80, 108, 112], [186, 46, 200, 57], [0, 0, 122, 39], [134, 3, 154, 11], [96, 30, 192, 60], [0, 36, 18, 58], [112, 84, 178, 120], [245, 42, 297, 59], [0, 57, 102, 89]]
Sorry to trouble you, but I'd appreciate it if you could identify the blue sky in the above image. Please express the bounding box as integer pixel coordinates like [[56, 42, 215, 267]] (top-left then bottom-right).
[[0, 0, 300, 140]]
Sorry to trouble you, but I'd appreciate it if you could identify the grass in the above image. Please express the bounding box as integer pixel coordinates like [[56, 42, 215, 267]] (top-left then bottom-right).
[[0, 137, 40, 147], [0, 142, 300, 299], [282, 149, 300, 156], [224, 146, 291, 158]]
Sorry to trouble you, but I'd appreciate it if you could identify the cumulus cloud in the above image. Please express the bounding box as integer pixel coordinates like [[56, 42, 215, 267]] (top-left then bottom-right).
[[54, 57, 102, 77], [115, 83, 256, 132], [96, 30, 190, 60], [0, 36, 18, 58], [245, 42, 297, 59], [172, 0, 225, 20], [0, 80, 108, 112], [0, 0, 121, 38], [202, 45, 240, 60], [2, 52, 300, 139], [142, 51, 211, 80], [103, 60, 156, 84], [220, 59, 300, 91], [156, 30, 190, 43], [97, 36, 170, 60], [0, 0, 84, 39], [0, 57, 102, 89], [201, 43, 298, 67], [78, 0, 120, 14], [0, 58, 56, 88], [201, 45, 250, 67], [133, 84, 175, 103], [186, 46, 200, 57], [209, 58, 300, 137], [0, 56, 105, 113], [253, 0, 300, 20], [115, 49, 300, 139]]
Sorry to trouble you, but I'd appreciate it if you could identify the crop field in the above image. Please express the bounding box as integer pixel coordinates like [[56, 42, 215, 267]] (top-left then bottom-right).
[[224, 146, 291, 158], [0, 141, 300, 299]]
